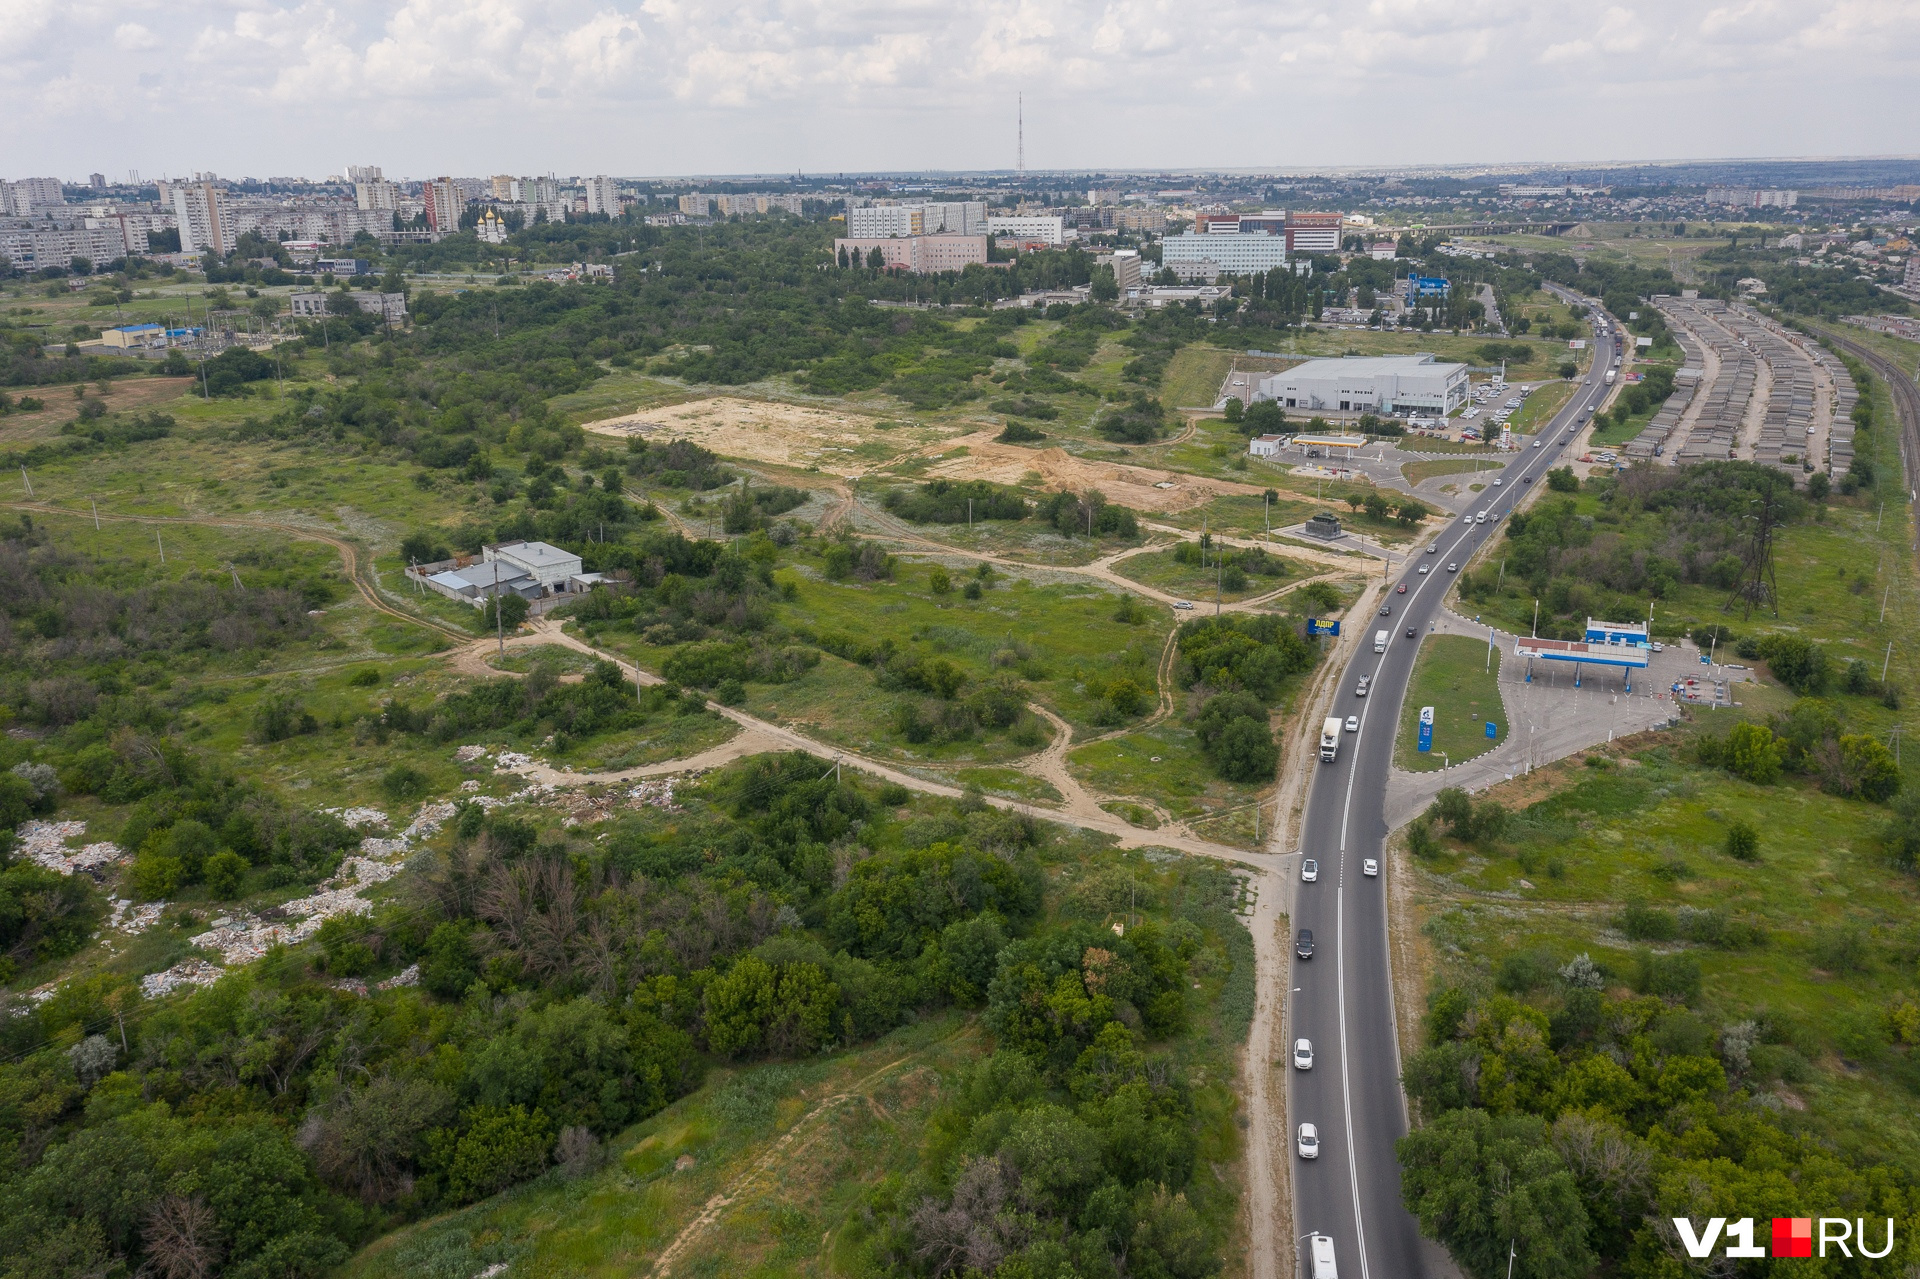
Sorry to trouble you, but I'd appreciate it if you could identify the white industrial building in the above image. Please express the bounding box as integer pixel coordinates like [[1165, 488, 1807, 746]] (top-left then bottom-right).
[[1159, 232, 1289, 282], [1255, 354, 1468, 416]]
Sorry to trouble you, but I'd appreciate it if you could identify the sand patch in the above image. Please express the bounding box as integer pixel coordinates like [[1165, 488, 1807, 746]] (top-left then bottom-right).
[[923, 430, 1270, 514], [580, 396, 952, 477]]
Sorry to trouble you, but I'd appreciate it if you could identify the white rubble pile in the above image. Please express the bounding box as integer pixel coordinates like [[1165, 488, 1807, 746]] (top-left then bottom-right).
[[189, 850, 411, 964], [15, 820, 125, 877], [379, 963, 421, 989], [493, 751, 538, 772], [140, 959, 224, 998], [454, 744, 488, 763], [104, 899, 165, 935], [403, 802, 458, 840], [324, 806, 391, 829]]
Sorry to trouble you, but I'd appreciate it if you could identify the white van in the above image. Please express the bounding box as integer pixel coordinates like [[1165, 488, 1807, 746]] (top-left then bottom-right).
[[1310, 1233, 1338, 1279], [1373, 629, 1388, 653]]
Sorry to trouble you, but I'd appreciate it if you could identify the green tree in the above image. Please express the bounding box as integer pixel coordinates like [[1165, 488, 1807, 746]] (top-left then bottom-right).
[[1838, 733, 1900, 802], [1545, 467, 1578, 493], [1723, 819, 1760, 861], [928, 565, 952, 595], [202, 850, 249, 899], [483, 593, 530, 632], [1090, 266, 1120, 302], [437, 1105, 553, 1203], [1398, 1109, 1597, 1279], [1725, 722, 1782, 784]]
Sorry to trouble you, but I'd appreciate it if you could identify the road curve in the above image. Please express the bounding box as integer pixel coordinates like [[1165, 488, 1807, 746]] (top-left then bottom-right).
[[1286, 297, 1620, 1279]]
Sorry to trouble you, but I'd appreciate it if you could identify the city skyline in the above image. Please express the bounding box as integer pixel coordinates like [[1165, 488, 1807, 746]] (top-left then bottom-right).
[[6, 0, 1918, 176]]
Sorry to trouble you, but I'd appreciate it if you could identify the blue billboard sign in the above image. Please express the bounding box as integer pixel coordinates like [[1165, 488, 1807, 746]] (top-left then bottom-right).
[[1418, 706, 1434, 753], [1485, 721, 1498, 740], [1306, 619, 1341, 637]]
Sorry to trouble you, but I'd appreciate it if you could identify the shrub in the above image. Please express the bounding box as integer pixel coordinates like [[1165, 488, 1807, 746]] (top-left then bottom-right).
[[203, 849, 250, 899], [1619, 899, 1676, 942], [1723, 820, 1760, 861], [1724, 722, 1782, 784], [1636, 951, 1702, 1002], [381, 765, 430, 802]]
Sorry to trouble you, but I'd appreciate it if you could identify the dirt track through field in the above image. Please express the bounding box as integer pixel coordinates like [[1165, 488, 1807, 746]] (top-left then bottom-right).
[[922, 427, 1270, 513]]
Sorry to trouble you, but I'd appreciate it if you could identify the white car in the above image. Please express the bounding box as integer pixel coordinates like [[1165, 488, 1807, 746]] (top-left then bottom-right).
[[1418, 564, 1430, 575], [1301, 858, 1319, 882], [1344, 715, 1359, 733], [1363, 859, 1379, 877], [1173, 601, 1193, 610], [1492, 477, 1503, 486], [1294, 1039, 1314, 1070], [1426, 545, 1438, 554], [1446, 562, 1458, 573], [1533, 440, 1543, 448], [1355, 678, 1369, 697], [1298, 1123, 1320, 1159]]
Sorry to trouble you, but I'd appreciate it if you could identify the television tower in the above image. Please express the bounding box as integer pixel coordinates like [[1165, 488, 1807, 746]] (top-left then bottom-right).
[[1017, 93, 1025, 177]]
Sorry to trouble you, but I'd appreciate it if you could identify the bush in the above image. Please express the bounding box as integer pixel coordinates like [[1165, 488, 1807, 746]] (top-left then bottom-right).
[[996, 421, 1047, 444], [1724, 722, 1782, 784], [252, 693, 318, 743], [203, 849, 250, 898], [1810, 925, 1869, 973], [1723, 819, 1760, 861], [1619, 899, 1676, 942], [381, 765, 430, 802], [1635, 951, 1702, 1001]]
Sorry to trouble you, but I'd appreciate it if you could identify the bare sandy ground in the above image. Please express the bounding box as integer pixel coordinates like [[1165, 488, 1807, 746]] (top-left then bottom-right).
[[580, 396, 952, 477], [924, 429, 1271, 513]]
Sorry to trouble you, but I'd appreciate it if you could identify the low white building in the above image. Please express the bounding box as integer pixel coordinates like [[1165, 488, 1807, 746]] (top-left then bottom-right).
[[1256, 354, 1469, 416], [485, 541, 582, 591], [1248, 434, 1285, 458]]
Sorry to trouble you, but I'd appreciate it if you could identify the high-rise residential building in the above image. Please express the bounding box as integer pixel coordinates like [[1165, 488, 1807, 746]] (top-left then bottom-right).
[[513, 177, 560, 205], [986, 215, 1069, 246], [356, 179, 396, 211], [347, 165, 383, 184], [171, 181, 233, 255], [89, 173, 105, 191], [584, 176, 621, 216], [3, 176, 66, 215], [422, 178, 463, 234], [1160, 231, 1289, 280], [678, 193, 712, 217], [850, 201, 985, 237], [490, 175, 516, 202]]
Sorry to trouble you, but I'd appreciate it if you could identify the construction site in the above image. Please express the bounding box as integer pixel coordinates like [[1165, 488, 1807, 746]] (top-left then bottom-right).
[[1629, 296, 1858, 477]]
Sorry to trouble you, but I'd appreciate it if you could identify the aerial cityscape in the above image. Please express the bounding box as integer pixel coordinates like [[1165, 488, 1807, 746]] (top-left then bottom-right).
[[5, 7, 1920, 1279]]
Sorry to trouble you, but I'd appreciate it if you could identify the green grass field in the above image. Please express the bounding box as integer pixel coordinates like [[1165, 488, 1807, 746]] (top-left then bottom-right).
[[1394, 634, 1505, 771]]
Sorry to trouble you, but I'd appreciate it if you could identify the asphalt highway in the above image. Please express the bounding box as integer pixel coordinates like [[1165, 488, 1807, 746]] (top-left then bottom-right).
[[1288, 298, 1620, 1279]]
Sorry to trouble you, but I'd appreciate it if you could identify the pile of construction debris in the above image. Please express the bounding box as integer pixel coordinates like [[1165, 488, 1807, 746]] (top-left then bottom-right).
[[15, 820, 125, 877]]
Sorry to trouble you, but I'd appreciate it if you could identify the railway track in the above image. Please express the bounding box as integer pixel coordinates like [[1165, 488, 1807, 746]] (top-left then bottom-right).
[[1818, 327, 1920, 513]]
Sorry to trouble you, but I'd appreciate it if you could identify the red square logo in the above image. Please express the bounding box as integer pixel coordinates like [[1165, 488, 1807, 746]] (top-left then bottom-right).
[[1772, 1218, 1812, 1258]]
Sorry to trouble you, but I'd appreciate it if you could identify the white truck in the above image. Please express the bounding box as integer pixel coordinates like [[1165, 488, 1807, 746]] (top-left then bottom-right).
[[1373, 629, 1388, 653], [1320, 716, 1342, 763], [1605, 369, 1617, 385]]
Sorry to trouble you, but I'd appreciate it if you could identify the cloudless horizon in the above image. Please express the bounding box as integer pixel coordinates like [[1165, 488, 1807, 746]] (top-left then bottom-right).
[[7, 0, 1919, 180]]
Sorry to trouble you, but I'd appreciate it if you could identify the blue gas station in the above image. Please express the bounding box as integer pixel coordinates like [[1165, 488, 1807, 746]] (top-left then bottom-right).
[[1513, 617, 1652, 691]]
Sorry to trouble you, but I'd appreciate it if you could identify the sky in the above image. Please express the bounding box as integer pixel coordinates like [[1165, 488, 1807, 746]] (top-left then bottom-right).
[[5, 0, 1919, 181]]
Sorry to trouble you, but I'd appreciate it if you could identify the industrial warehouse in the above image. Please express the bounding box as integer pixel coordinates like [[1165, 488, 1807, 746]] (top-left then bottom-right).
[[1255, 353, 1471, 416]]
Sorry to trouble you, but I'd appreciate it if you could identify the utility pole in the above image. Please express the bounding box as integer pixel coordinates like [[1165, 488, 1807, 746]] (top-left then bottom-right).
[[91, 499, 99, 530], [1883, 639, 1893, 684], [156, 532, 164, 565], [19, 467, 31, 498], [1532, 597, 1540, 638]]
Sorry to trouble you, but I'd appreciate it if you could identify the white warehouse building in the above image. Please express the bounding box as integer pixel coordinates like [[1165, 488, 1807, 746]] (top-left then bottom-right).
[[1160, 232, 1290, 281], [1255, 354, 1469, 416]]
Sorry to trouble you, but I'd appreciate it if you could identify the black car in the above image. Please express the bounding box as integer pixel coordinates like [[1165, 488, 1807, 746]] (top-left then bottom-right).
[[1405, 626, 1417, 638], [1296, 929, 1315, 959]]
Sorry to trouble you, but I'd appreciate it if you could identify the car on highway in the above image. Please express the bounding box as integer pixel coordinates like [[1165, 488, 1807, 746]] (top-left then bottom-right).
[[1523, 475, 1533, 484], [1294, 1038, 1314, 1068], [1363, 859, 1379, 877], [1296, 930, 1315, 959], [1533, 439, 1542, 448], [1301, 858, 1318, 882], [1354, 677, 1369, 697], [1405, 626, 1416, 638], [1426, 544, 1437, 553], [1379, 603, 1391, 616], [1344, 715, 1358, 732], [1173, 601, 1193, 610], [1492, 477, 1503, 486], [1395, 582, 1407, 593], [1476, 512, 1488, 524], [1418, 563, 1430, 574], [1446, 562, 1458, 572], [1297, 1123, 1320, 1159]]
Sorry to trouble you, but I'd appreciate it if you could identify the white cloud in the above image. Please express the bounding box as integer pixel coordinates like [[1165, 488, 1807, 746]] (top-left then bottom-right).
[[3, 0, 1919, 174]]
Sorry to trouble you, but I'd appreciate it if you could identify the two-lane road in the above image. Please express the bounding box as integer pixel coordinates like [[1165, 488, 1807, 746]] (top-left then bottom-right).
[[1288, 304, 1620, 1278]]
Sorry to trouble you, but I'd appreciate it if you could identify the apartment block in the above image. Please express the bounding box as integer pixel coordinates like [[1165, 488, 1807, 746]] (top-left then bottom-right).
[[422, 178, 462, 234], [834, 234, 988, 274], [584, 175, 621, 216], [987, 215, 1068, 246], [1284, 210, 1343, 256], [171, 181, 233, 256]]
